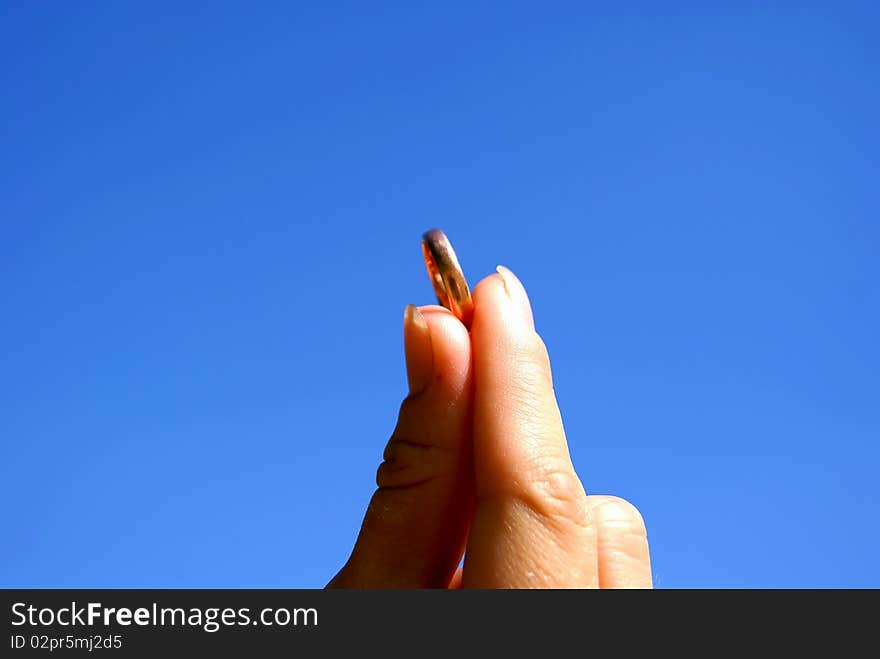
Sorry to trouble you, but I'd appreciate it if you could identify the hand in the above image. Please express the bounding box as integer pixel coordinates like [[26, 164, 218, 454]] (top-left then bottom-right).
[[328, 267, 652, 588]]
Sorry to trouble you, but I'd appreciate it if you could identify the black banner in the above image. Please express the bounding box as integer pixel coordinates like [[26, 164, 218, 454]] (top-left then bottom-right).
[[2, 589, 875, 656]]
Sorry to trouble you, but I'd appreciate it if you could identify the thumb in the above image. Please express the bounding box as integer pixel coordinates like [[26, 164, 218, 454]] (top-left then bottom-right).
[[328, 305, 474, 588]]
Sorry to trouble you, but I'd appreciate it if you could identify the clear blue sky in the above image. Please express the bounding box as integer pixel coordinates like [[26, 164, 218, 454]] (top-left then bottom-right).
[[2, 3, 877, 588]]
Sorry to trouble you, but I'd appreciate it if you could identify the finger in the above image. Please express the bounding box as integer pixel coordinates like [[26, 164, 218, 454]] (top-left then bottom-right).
[[463, 267, 598, 588], [328, 305, 474, 588], [588, 496, 653, 588]]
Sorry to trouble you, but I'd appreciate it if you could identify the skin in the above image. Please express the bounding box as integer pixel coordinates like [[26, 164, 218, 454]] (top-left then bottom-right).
[[328, 267, 652, 588]]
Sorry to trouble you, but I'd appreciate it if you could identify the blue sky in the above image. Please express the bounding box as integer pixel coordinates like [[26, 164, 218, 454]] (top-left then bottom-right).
[[1, 3, 877, 588]]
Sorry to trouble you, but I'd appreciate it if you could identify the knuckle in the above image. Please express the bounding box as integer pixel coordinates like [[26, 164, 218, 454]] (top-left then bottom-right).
[[516, 460, 590, 530], [375, 435, 448, 490], [594, 496, 648, 537]]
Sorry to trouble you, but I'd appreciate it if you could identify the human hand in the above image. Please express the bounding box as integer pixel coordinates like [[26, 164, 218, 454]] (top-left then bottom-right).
[[328, 266, 652, 588]]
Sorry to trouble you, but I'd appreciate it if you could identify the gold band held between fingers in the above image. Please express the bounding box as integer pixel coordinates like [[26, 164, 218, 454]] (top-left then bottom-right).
[[421, 228, 474, 329]]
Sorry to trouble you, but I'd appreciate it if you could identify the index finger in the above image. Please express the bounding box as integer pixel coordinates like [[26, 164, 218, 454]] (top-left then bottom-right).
[[462, 267, 598, 588]]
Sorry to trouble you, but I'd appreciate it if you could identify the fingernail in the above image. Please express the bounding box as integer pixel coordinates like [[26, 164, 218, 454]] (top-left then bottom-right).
[[496, 265, 535, 329], [403, 304, 434, 395]]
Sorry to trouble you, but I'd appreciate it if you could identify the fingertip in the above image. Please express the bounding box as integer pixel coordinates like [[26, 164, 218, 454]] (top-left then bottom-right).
[[495, 265, 534, 329], [472, 268, 535, 338], [417, 304, 472, 395], [471, 271, 507, 317]]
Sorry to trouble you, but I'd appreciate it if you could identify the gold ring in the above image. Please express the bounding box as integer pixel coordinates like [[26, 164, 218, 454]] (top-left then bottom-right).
[[421, 228, 474, 329]]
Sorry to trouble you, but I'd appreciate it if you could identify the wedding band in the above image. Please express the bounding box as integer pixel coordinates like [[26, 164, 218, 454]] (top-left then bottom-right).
[[421, 228, 474, 329]]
